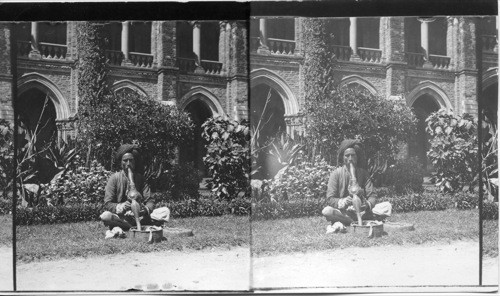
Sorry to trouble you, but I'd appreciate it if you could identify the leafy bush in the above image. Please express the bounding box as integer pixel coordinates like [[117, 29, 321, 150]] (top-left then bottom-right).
[[304, 84, 417, 168], [384, 157, 425, 193], [41, 159, 111, 206], [483, 201, 499, 220], [426, 110, 478, 193], [78, 90, 194, 172], [202, 117, 250, 200], [15, 203, 103, 225], [15, 195, 251, 225], [380, 192, 453, 213], [268, 154, 333, 202], [0, 119, 13, 198], [253, 189, 493, 220], [0, 198, 12, 215], [76, 23, 193, 171], [148, 162, 202, 200]]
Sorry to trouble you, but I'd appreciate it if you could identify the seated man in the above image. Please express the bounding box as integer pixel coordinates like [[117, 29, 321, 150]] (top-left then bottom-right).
[[322, 139, 391, 228], [100, 144, 160, 232]]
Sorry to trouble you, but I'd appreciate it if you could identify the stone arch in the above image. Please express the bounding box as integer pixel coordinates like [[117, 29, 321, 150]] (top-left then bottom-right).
[[179, 87, 225, 117], [406, 81, 452, 111], [339, 75, 378, 95], [482, 67, 498, 91], [111, 80, 149, 98], [250, 68, 299, 116], [17, 72, 70, 120]]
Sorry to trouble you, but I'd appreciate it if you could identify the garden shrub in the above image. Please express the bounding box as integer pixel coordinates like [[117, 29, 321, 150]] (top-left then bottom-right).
[[0, 198, 12, 215], [384, 157, 425, 193], [41, 159, 111, 206], [15, 195, 251, 225], [15, 203, 102, 225], [164, 163, 202, 201], [483, 201, 499, 220], [268, 154, 333, 202], [426, 110, 478, 193], [76, 23, 193, 171], [202, 117, 250, 200], [0, 119, 13, 198], [304, 85, 417, 167]]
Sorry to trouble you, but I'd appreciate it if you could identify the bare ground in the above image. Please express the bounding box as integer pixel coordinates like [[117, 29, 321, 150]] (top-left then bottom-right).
[[1, 241, 498, 292]]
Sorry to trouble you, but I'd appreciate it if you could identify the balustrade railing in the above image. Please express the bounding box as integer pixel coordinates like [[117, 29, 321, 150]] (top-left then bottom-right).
[[129, 52, 153, 68], [429, 54, 451, 69], [482, 35, 498, 53], [17, 41, 31, 58], [357, 47, 382, 63], [176, 57, 197, 73], [268, 38, 295, 55], [405, 52, 425, 67], [105, 50, 123, 66], [250, 36, 259, 52], [39, 42, 67, 60], [332, 45, 351, 61], [201, 60, 222, 75]]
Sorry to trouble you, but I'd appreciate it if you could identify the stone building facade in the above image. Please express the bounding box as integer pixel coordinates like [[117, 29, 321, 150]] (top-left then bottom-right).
[[0, 20, 248, 174], [250, 16, 498, 170]]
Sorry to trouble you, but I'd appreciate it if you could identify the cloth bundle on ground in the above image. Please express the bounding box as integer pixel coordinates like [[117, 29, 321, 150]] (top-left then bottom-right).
[[150, 207, 170, 222], [372, 202, 392, 218]]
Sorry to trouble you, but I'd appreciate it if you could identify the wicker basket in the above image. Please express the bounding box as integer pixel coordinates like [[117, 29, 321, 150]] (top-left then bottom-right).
[[129, 226, 163, 243], [351, 220, 384, 238]]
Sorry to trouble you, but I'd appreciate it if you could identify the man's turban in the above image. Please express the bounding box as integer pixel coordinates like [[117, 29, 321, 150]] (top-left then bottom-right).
[[336, 139, 366, 168], [115, 144, 141, 170]]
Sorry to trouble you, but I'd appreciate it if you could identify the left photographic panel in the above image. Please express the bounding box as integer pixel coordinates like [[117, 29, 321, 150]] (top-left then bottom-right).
[[12, 20, 251, 291], [0, 23, 14, 292]]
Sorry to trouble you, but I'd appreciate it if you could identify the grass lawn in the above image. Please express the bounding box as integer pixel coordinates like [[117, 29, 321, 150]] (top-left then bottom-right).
[[0, 215, 12, 246], [252, 209, 498, 257], [16, 215, 250, 263]]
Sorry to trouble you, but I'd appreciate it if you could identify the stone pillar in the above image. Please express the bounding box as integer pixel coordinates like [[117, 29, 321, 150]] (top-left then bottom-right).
[[257, 18, 270, 54], [227, 21, 248, 120], [349, 17, 360, 61], [294, 17, 303, 56], [192, 21, 204, 74], [382, 17, 407, 100], [219, 21, 228, 75], [121, 21, 132, 65], [419, 17, 434, 68], [29, 22, 41, 59], [455, 17, 478, 117], [0, 24, 13, 121], [156, 21, 178, 103]]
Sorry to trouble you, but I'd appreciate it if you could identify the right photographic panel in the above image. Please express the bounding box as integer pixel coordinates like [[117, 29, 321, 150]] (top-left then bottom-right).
[[249, 15, 498, 292]]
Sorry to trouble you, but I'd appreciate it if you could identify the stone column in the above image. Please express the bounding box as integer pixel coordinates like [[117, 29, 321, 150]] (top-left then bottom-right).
[[156, 21, 178, 103], [0, 24, 14, 121], [192, 21, 204, 74], [121, 21, 132, 65], [419, 17, 434, 68], [257, 18, 270, 54], [29, 22, 41, 59], [382, 17, 407, 100], [349, 17, 360, 61], [455, 17, 478, 117], [219, 21, 228, 74]]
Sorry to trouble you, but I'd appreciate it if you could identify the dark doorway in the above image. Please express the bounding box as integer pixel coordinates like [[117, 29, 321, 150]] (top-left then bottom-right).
[[181, 97, 212, 177], [16, 88, 58, 184], [16, 88, 57, 150], [251, 84, 286, 179], [409, 94, 440, 173], [482, 82, 498, 127]]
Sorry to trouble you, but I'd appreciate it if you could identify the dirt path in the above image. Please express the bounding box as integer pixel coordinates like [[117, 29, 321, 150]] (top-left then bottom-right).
[[16, 247, 251, 291], [0, 246, 13, 291], [252, 240, 498, 290], [3, 241, 498, 292]]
